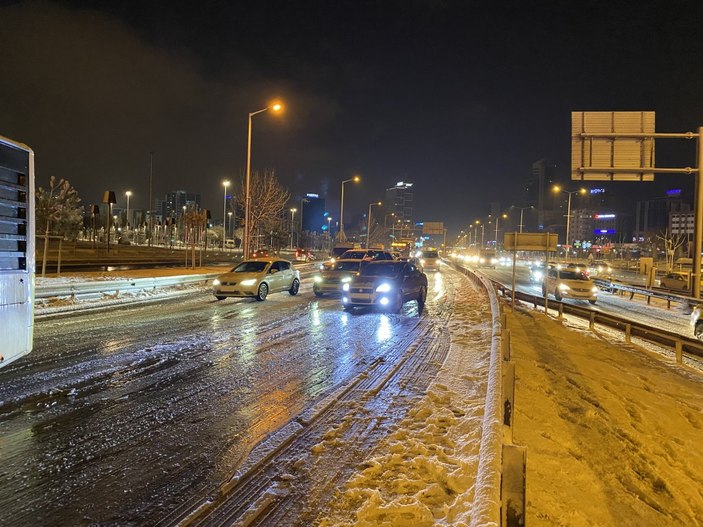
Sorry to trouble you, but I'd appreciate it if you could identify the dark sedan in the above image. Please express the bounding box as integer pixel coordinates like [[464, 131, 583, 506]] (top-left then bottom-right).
[[341, 260, 427, 313]]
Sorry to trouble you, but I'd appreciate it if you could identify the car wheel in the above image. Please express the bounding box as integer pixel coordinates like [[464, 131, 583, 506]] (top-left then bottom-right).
[[215, 296, 226, 301], [554, 288, 562, 301], [256, 282, 269, 301], [695, 321, 703, 341], [314, 291, 324, 297], [417, 286, 427, 310], [289, 278, 300, 296], [588, 299, 597, 305]]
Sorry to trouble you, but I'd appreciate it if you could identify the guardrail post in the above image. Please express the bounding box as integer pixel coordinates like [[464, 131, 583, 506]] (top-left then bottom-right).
[[501, 444, 526, 527], [625, 323, 631, 343], [502, 329, 511, 361], [589, 312, 595, 330], [675, 341, 683, 364], [502, 360, 515, 443]]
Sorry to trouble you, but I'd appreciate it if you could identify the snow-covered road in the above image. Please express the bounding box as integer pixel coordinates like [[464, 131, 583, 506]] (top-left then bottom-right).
[[0, 265, 495, 526]]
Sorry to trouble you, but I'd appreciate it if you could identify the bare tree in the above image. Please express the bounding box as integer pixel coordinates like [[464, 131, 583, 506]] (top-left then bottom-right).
[[235, 170, 290, 250], [36, 176, 83, 239], [35, 176, 83, 276], [656, 229, 687, 272]]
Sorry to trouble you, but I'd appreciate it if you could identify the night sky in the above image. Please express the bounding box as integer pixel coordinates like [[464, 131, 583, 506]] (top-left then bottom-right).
[[2, 0, 703, 235]]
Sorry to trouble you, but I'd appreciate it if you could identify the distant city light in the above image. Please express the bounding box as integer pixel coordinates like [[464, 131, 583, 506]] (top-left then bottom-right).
[[666, 189, 682, 196], [306, 193, 319, 198], [594, 214, 616, 219], [594, 229, 616, 234], [590, 188, 606, 194]]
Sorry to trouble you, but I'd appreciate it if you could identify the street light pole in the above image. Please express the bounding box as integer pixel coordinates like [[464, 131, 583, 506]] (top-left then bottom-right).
[[327, 216, 333, 252], [148, 151, 153, 247], [339, 175, 360, 242], [222, 180, 230, 250], [290, 208, 297, 249], [125, 191, 131, 234], [366, 201, 382, 249], [553, 186, 586, 251], [509, 205, 534, 234], [244, 102, 282, 259], [227, 212, 233, 244]]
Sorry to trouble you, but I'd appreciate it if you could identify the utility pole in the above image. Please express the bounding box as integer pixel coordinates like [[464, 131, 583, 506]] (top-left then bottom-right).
[[148, 151, 154, 248]]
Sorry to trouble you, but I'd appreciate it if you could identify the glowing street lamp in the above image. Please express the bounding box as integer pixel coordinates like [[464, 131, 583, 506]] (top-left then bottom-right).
[[244, 102, 283, 259], [553, 186, 587, 248], [339, 175, 360, 242], [366, 201, 382, 249], [222, 180, 230, 250]]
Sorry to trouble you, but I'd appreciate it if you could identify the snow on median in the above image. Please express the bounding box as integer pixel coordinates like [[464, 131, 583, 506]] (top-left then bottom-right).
[[508, 305, 703, 525], [318, 275, 494, 526]]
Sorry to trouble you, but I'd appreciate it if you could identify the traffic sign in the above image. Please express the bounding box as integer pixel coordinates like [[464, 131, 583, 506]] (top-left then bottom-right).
[[571, 111, 655, 181]]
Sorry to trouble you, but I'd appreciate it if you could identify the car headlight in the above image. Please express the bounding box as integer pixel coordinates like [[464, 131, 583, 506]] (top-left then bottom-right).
[[313, 275, 323, 283], [342, 283, 350, 292], [491, 258, 498, 264], [558, 283, 570, 291], [213, 279, 221, 286], [420, 259, 426, 265], [376, 283, 392, 293], [240, 279, 257, 286], [341, 276, 352, 283], [479, 258, 485, 264], [592, 286, 599, 293]]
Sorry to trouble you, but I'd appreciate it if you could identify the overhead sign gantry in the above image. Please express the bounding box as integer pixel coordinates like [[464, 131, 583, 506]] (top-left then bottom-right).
[[571, 111, 703, 299]]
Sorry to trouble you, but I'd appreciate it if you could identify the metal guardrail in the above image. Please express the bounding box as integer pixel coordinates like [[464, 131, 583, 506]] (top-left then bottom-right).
[[35, 274, 220, 299], [35, 263, 321, 301], [593, 278, 697, 309], [492, 281, 703, 363]]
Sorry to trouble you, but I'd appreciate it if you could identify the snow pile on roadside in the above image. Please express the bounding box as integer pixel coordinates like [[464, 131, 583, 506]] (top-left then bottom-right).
[[318, 277, 494, 526], [509, 306, 703, 525], [34, 281, 210, 316]]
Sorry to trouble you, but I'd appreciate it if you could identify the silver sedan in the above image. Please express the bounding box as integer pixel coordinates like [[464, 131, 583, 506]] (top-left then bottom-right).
[[213, 258, 300, 301]]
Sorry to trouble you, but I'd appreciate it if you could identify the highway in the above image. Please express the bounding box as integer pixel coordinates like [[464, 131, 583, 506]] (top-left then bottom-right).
[[0, 265, 486, 526], [475, 262, 695, 338]]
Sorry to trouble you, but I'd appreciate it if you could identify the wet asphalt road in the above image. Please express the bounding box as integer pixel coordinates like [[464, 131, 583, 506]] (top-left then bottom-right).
[[0, 269, 463, 526]]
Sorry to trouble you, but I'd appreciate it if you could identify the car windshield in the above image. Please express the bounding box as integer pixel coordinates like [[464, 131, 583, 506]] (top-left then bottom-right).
[[559, 270, 589, 280], [232, 261, 268, 273], [334, 261, 361, 271], [422, 251, 439, 258], [360, 262, 403, 277]]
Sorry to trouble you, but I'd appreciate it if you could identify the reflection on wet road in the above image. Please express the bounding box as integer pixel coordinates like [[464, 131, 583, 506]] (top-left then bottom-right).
[[0, 269, 463, 526]]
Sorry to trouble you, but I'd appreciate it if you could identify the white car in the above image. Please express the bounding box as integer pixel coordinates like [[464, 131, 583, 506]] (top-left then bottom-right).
[[542, 266, 598, 304], [213, 258, 300, 301], [419, 249, 440, 271]]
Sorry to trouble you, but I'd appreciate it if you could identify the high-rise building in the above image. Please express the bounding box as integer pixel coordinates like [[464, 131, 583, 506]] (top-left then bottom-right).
[[525, 159, 556, 231], [301, 193, 327, 233], [385, 181, 414, 223], [161, 191, 201, 221]]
